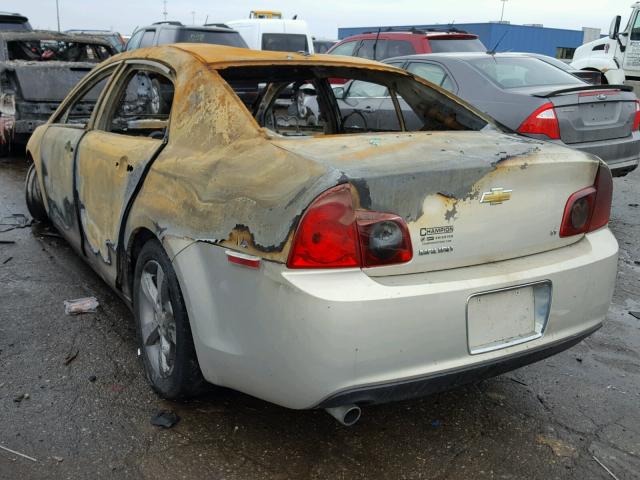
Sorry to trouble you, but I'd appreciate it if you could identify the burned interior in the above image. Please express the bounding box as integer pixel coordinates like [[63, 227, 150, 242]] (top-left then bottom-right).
[[7, 39, 112, 62], [219, 65, 488, 136]]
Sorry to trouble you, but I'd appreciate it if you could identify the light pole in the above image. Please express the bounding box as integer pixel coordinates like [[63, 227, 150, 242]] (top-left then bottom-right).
[[162, 0, 168, 21], [500, 0, 508, 23], [55, 0, 60, 31], [191, 11, 195, 24]]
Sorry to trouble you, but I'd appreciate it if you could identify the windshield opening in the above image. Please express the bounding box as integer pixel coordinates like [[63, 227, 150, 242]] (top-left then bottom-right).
[[467, 56, 584, 89], [219, 65, 487, 137], [7, 40, 113, 62]]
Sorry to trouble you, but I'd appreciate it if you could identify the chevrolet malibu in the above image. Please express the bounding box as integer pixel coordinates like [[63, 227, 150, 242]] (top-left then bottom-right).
[[24, 44, 618, 426]]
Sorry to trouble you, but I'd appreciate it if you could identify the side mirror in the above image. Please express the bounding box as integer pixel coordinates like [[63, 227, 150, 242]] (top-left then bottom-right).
[[609, 15, 622, 40], [333, 86, 345, 99]]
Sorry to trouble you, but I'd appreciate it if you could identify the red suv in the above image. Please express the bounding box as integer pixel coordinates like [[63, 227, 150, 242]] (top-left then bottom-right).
[[327, 29, 486, 60]]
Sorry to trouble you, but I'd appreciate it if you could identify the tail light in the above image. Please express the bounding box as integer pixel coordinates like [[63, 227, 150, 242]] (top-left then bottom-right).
[[517, 103, 560, 140], [287, 184, 413, 269], [559, 164, 613, 237], [633, 100, 640, 131]]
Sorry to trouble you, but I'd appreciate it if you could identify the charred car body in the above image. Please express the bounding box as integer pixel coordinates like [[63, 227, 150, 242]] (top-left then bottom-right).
[[0, 30, 115, 154], [25, 45, 618, 425]]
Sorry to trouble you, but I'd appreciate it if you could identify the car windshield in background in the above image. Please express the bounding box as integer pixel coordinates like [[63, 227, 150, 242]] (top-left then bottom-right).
[[429, 38, 486, 53], [467, 56, 584, 89], [262, 33, 308, 52], [220, 65, 487, 137], [175, 29, 247, 48], [7, 40, 112, 62]]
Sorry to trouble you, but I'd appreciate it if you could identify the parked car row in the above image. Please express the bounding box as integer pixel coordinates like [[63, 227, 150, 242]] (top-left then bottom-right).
[[24, 44, 619, 425], [0, 10, 631, 425]]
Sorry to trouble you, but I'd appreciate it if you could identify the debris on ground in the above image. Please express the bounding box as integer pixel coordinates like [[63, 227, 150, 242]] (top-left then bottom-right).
[[629, 312, 640, 320], [576, 357, 583, 363], [111, 384, 124, 393], [13, 393, 29, 403], [629, 203, 639, 207], [592, 455, 621, 480], [431, 419, 442, 428], [88, 375, 97, 382], [151, 411, 180, 429], [52, 456, 64, 463], [0, 240, 16, 245], [63, 349, 79, 366], [536, 435, 576, 458], [0, 213, 31, 233], [0, 444, 37, 462], [2, 256, 12, 264], [64, 297, 99, 315]]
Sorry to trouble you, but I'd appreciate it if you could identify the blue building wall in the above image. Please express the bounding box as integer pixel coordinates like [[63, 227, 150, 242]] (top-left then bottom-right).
[[337, 23, 585, 57]]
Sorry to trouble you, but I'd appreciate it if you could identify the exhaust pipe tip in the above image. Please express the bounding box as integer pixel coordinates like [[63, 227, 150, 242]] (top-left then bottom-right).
[[325, 404, 361, 426]]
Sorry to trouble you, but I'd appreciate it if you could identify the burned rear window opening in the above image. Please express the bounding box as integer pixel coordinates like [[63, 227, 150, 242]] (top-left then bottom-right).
[[7, 40, 113, 62], [219, 65, 488, 137]]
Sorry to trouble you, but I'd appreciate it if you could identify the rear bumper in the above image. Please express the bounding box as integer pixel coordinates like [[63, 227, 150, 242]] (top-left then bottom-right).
[[172, 228, 618, 409], [557, 131, 640, 175], [318, 322, 600, 407]]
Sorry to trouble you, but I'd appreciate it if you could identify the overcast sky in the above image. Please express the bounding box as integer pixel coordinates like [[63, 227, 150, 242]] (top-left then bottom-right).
[[16, 0, 637, 38]]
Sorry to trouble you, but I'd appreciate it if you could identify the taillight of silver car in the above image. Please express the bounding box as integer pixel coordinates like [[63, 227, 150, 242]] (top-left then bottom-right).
[[633, 100, 640, 130], [517, 102, 560, 139], [287, 184, 413, 268], [559, 164, 613, 237]]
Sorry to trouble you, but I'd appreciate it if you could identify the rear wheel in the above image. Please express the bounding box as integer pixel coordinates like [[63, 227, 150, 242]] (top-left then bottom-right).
[[25, 163, 48, 222], [133, 239, 204, 399]]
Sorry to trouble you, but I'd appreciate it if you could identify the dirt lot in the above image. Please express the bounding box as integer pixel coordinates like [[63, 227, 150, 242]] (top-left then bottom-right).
[[1, 152, 639, 480]]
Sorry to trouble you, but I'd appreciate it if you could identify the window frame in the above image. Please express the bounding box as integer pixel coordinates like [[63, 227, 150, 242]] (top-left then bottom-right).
[[126, 29, 144, 51], [405, 60, 458, 94], [50, 62, 122, 128], [93, 60, 175, 140], [329, 40, 359, 56], [138, 29, 157, 49]]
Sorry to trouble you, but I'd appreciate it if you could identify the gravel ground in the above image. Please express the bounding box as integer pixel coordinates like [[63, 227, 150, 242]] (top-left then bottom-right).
[[1, 153, 639, 479]]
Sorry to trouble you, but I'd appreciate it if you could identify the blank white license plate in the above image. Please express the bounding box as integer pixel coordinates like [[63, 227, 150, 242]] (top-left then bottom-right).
[[467, 285, 540, 354]]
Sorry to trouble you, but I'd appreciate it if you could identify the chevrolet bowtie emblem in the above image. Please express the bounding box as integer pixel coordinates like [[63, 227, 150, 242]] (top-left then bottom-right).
[[480, 187, 512, 205]]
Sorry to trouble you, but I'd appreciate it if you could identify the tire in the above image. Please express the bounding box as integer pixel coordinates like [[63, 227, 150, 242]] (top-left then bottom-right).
[[133, 238, 204, 399], [25, 163, 48, 222]]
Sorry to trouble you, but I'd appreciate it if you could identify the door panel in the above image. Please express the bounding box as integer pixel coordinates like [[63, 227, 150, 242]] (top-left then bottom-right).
[[76, 131, 162, 283], [39, 125, 85, 251]]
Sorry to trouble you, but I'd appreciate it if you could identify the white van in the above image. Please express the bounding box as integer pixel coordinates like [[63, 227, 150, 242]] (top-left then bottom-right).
[[225, 18, 314, 54]]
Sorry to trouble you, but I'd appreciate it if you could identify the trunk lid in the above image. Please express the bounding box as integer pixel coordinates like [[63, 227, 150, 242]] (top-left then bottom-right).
[[529, 85, 637, 144], [11, 62, 94, 102], [272, 130, 600, 275]]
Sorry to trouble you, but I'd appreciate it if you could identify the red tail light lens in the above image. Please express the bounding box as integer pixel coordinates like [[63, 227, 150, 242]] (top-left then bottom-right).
[[633, 100, 640, 131], [287, 185, 360, 268], [517, 103, 561, 140], [560, 164, 613, 237], [287, 185, 413, 269], [356, 212, 413, 267]]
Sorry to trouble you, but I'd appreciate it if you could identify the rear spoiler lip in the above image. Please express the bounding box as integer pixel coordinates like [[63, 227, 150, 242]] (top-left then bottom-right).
[[533, 84, 633, 98]]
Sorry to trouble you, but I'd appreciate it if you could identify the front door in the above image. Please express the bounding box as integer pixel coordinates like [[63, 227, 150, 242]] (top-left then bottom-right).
[[75, 63, 175, 284]]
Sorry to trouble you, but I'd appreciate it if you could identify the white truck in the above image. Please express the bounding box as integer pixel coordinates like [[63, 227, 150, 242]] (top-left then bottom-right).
[[226, 15, 314, 54], [572, 2, 640, 88]]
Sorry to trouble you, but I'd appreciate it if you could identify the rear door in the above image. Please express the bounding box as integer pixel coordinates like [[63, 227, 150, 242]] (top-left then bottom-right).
[[74, 61, 174, 284], [38, 63, 119, 252]]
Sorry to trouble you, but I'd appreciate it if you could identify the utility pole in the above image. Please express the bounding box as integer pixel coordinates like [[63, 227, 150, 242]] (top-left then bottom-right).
[[55, 0, 61, 31], [191, 11, 196, 24], [500, 0, 508, 23], [162, 0, 168, 21]]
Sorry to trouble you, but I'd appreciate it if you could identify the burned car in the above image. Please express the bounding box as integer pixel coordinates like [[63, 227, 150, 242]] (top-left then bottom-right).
[[0, 30, 115, 155], [25, 45, 618, 425]]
